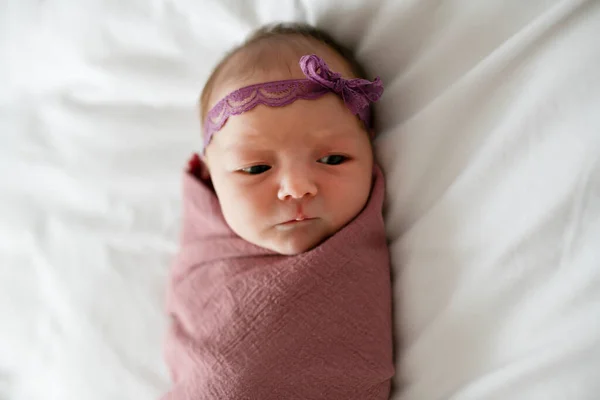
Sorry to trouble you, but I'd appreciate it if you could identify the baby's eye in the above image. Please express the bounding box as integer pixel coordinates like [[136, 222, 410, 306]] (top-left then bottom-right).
[[318, 155, 348, 165], [240, 165, 271, 175]]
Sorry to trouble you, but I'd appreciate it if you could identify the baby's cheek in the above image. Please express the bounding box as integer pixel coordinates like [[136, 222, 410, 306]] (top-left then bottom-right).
[[222, 185, 266, 231], [211, 179, 244, 227], [330, 175, 371, 228]]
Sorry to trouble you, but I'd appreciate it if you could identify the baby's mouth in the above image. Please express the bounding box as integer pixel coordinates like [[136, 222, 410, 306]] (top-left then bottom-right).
[[280, 217, 316, 225]]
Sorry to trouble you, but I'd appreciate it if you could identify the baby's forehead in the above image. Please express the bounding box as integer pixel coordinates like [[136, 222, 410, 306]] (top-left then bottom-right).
[[212, 95, 365, 154]]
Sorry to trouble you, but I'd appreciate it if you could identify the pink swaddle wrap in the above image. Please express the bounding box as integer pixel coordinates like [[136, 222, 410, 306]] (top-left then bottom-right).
[[162, 155, 394, 399]]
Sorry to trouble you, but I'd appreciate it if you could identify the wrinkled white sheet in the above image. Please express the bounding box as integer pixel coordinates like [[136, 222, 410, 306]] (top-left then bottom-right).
[[1, 0, 599, 399]]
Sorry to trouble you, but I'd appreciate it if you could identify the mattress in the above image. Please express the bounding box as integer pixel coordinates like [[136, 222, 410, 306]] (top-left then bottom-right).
[[1, 0, 599, 399]]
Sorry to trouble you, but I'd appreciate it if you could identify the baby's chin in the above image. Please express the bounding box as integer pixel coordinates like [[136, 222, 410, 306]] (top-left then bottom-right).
[[265, 235, 327, 256], [259, 222, 333, 256]]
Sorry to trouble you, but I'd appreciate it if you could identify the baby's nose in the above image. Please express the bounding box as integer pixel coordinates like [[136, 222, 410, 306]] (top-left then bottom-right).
[[277, 170, 318, 201]]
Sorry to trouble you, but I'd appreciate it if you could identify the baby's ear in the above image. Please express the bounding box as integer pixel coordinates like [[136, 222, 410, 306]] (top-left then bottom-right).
[[188, 153, 211, 181], [199, 154, 211, 180]]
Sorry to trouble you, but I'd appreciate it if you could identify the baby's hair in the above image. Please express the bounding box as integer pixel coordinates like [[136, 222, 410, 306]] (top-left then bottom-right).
[[199, 22, 373, 127]]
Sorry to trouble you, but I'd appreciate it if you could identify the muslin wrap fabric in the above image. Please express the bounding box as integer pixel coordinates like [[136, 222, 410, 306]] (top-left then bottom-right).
[[162, 155, 394, 400]]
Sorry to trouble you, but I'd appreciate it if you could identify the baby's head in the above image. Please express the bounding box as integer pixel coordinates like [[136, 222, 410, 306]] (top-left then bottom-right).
[[199, 23, 382, 255]]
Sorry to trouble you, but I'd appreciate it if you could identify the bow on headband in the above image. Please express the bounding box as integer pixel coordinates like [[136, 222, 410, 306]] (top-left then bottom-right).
[[203, 54, 384, 148], [299, 54, 383, 123]]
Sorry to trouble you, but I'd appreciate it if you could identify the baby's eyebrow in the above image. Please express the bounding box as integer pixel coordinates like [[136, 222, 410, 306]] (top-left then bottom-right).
[[222, 143, 270, 155], [312, 131, 359, 146], [321, 131, 353, 140], [221, 126, 359, 153]]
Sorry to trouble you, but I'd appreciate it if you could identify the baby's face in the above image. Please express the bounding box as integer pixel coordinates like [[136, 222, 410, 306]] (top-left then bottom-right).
[[205, 92, 374, 255], [203, 48, 374, 255]]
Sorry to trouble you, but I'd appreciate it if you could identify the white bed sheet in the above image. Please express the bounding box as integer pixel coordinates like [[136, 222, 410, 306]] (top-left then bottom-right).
[[1, 0, 599, 399]]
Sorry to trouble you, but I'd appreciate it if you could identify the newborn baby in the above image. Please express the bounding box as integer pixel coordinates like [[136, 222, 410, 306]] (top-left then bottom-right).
[[163, 23, 394, 400]]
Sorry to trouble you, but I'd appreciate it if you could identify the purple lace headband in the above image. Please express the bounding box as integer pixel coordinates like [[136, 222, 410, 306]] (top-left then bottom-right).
[[203, 54, 384, 148]]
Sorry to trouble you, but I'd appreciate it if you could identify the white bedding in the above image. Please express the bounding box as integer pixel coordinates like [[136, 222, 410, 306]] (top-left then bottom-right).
[[2, 0, 599, 399]]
